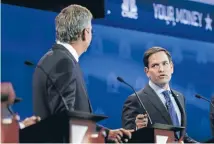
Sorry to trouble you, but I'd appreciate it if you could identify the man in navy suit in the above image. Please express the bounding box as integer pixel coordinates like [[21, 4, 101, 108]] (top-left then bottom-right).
[[33, 4, 132, 143], [122, 47, 197, 143]]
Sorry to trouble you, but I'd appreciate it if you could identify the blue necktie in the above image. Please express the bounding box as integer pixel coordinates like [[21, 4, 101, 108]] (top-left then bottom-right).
[[162, 90, 180, 138]]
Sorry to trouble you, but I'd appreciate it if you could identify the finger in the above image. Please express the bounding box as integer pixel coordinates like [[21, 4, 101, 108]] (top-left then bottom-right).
[[114, 138, 120, 144], [24, 118, 29, 121], [117, 131, 123, 138], [36, 116, 41, 122], [31, 116, 37, 120], [116, 135, 122, 143], [120, 129, 132, 139]]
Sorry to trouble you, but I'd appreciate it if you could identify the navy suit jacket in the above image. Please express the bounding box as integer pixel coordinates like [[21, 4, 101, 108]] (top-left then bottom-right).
[[33, 44, 92, 120], [122, 84, 197, 143]]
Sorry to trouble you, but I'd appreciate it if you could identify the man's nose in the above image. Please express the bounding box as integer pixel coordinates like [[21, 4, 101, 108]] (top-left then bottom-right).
[[158, 65, 164, 72]]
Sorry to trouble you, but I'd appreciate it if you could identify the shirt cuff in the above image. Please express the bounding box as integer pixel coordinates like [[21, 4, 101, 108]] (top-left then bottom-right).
[[19, 122, 25, 129]]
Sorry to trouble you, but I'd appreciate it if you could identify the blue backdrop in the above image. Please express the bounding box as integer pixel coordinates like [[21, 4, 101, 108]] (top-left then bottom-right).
[[2, 0, 214, 141]]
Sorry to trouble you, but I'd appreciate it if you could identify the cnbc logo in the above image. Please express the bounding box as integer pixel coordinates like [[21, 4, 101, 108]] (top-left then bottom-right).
[[121, 0, 138, 19]]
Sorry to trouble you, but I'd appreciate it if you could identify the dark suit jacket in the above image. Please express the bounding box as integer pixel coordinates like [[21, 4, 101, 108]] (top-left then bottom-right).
[[33, 44, 109, 139], [122, 84, 197, 143], [33, 44, 92, 120]]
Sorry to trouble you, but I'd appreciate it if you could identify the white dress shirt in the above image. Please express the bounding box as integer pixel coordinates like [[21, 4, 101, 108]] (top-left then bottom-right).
[[149, 80, 181, 125], [56, 41, 79, 62]]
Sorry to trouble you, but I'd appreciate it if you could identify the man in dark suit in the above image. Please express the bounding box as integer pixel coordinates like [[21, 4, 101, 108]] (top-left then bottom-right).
[[122, 47, 197, 143], [33, 4, 132, 143]]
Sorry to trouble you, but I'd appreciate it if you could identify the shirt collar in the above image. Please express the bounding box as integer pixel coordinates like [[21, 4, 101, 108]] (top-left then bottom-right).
[[56, 41, 79, 62], [149, 80, 171, 95]]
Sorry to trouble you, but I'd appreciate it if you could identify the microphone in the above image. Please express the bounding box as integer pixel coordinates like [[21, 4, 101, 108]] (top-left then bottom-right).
[[1, 95, 22, 104], [24, 61, 34, 66], [195, 94, 214, 108], [117, 76, 153, 125], [24, 60, 69, 111]]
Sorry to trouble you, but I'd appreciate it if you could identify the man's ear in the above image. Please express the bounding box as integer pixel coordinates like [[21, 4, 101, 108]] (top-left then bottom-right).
[[81, 29, 86, 41], [170, 61, 174, 74], [144, 67, 150, 78]]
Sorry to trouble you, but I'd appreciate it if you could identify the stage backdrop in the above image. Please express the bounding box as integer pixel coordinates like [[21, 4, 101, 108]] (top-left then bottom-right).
[[2, 0, 214, 141]]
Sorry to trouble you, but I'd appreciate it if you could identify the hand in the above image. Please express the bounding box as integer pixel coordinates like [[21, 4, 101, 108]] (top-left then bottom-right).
[[135, 114, 148, 129], [107, 128, 134, 143], [21, 116, 41, 128]]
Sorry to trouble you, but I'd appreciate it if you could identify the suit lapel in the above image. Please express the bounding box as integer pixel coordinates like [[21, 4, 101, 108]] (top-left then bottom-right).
[[171, 90, 185, 126], [171, 90, 186, 138], [142, 84, 173, 125]]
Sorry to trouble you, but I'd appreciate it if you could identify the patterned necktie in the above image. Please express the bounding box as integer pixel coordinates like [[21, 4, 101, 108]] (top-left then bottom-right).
[[162, 90, 180, 138]]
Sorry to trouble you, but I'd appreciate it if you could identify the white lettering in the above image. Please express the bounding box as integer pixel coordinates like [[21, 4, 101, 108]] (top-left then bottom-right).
[[153, 3, 204, 28], [121, 0, 138, 19], [181, 9, 190, 25], [198, 12, 203, 27], [153, 3, 159, 19], [176, 8, 203, 27], [176, 8, 182, 23], [122, 11, 138, 19], [191, 11, 199, 26], [166, 6, 175, 25]]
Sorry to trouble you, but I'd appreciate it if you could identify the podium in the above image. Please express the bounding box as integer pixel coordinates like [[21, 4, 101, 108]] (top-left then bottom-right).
[[1, 82, 21, 144], [1, 104, 19, 143], [129, 123, 184, 143], [20, 111, 108, 143], [1, 115, 19, 143]]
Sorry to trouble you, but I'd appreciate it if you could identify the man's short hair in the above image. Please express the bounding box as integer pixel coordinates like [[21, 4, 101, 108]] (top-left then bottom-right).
[[143, 47, 172, 68], [55, 4, 93, 43]]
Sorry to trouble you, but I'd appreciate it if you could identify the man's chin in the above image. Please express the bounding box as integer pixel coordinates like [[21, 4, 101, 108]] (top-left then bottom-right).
[[156, 81, 169, 87]]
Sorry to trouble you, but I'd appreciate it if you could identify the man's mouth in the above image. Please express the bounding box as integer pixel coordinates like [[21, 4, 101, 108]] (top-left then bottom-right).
[[159, 74, 167, 77]]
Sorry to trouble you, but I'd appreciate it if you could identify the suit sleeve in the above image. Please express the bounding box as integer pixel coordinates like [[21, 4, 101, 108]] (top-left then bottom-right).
[[122, 95, 142, 129], [47, 58, 77, 114]]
